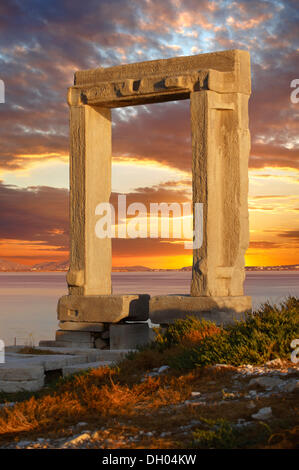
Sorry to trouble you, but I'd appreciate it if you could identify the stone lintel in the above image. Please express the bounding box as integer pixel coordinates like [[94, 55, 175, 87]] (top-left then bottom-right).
[[74, 49, 250, 94], [69, 50, 250, 108], [58, 294, 150, 323], [150, 295, 252, 325], [68, 68, 248, 108]]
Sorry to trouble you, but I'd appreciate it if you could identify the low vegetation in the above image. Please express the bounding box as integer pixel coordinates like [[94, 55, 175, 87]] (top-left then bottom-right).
[[17, 347, 64, 355], [0, 297, 298, 449], [164, 296, 299, 370], [124, 297, 299, 372]]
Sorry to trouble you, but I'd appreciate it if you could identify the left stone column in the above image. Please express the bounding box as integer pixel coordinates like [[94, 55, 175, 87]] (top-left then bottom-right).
[[56, 89, 149, 344], [66, 90, 112, 297]]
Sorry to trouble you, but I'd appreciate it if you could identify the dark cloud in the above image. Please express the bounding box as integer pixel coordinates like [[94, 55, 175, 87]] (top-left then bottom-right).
[[249, 241, 282, 249], [0, 180, 192, 262], [0, 181, 69, 249], [113, 238, 191, 258], [112, 101, 192, 172], [111, 181, 191, 207], [278, 230, 299, 241]]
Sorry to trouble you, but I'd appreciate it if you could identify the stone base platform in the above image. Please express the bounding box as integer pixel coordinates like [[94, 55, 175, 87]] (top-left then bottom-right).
[[150, 295, 252, 325], [58, 294, 150, 323], [40, 323, 154, 350], [110, 324, 156, 350], [0, 347, 132, 393]]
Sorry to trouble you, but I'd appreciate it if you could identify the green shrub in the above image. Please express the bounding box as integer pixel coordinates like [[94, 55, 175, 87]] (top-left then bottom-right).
[[192, 418, 272, 449], [192, 419, 238, 449], [157, 297, 299, 370], [154, 316, 220, 349]]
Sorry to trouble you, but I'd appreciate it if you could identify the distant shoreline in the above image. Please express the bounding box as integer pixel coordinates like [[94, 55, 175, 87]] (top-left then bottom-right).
[[1, 266, 299, 273]]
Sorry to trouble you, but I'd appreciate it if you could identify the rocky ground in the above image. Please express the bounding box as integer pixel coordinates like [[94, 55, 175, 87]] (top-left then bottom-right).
[[0, 358, 298, 449]]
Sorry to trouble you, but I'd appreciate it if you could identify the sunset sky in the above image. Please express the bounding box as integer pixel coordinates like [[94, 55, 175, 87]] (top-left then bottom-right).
[[0, 0, 298, 269]]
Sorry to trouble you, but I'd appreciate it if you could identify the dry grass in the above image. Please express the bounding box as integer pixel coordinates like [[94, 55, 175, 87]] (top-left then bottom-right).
[[0, 306, 298, 448], [0, 366, 192, 440], [181, 326, 221, 345], [0, 362, 298, 449]]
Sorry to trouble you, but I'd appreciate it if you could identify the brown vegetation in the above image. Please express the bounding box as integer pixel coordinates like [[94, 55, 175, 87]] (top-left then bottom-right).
[[0, 304, 298, 449]]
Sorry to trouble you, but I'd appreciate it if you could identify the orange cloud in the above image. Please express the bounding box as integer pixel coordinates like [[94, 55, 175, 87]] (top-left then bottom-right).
[[226, 13, 273, 30]]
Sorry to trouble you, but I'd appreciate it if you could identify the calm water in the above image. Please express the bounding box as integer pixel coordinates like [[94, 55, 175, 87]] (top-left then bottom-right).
[[0, 271, 298, 346]]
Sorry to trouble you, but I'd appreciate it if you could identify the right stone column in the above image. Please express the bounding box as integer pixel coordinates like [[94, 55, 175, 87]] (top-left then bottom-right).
[[191, 90, 250, 298], [149, 87, 251, 326]]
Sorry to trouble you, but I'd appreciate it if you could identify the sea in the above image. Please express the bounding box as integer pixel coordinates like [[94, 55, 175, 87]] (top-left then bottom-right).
[[0, 271, 298, 346]]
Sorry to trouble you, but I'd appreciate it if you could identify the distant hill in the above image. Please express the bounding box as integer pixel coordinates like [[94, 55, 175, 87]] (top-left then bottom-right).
[[31, 260, 70, 271], [180, 266, 192, 271], [0, 258, 31, 271], [181, 265, 299, 271], [112, 265, 152, 272], [246, 265, 299, 271], [30, 261, 153, 272], [0, 259, 153, 272], [0, 258, 298, 272]]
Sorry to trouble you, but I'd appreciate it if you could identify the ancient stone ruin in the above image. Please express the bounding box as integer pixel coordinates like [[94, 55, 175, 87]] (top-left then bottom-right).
[[47, 49, 252, 350]]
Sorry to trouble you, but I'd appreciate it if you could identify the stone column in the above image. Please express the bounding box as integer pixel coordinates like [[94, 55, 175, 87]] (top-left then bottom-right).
[[190, 90, 250, 297], [66, 97, 112, 296], [56, 90, 149, 330]]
